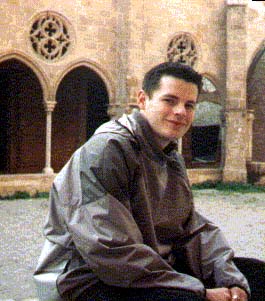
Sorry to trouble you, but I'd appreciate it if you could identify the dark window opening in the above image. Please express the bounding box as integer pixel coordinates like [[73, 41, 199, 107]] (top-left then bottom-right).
[[192, 125, 220, 163], [53, 66, 109, 172], [0, 81, 8, 173], [0, 59, 45, 174]]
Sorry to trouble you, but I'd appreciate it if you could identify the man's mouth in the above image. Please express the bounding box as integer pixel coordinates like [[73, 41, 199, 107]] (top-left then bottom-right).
[[167, 120, 187, 126]]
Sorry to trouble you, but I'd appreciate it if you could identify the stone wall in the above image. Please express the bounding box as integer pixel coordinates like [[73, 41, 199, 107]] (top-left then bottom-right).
[[0, 0, 265, 187], [0, 0, 264, 107], [223, 2, 248, 182], [0, 0, 228, 105]]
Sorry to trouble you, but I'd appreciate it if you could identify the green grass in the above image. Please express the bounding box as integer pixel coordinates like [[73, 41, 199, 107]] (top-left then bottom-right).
[[34, 191, 50, 198], [1, 181, 265, 200], [0, 191, 49, 200], [192, 181, 265, 193]]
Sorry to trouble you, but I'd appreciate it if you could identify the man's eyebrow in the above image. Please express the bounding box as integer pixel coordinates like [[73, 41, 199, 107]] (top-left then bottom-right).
[[161, 94, 179, 99], [162, 94, 197, 103]]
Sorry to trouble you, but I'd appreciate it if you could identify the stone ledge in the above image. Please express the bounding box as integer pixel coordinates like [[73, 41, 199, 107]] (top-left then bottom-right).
[[188, 168, 222, 185], [0, 169, 224, 197], [0, 174, 55, 197]]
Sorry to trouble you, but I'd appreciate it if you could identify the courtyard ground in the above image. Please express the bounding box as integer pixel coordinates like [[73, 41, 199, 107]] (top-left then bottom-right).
[[0, 190, 264, 300]]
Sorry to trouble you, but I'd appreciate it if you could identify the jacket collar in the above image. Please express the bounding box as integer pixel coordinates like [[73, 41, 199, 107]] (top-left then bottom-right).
[[119, 111, 178, 165]]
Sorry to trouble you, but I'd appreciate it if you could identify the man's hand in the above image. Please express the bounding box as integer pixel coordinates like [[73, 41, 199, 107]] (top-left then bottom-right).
[[230, 286, 248, 301], [206, 287, 248, 301], [206, 288, 232, 301]]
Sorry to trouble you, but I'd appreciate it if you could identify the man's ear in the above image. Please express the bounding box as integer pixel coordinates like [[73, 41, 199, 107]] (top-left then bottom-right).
[[137, 90, 147, 110]]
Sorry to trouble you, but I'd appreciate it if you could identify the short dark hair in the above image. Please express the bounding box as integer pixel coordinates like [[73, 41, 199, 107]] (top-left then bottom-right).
[[142, 62, 202, 97]]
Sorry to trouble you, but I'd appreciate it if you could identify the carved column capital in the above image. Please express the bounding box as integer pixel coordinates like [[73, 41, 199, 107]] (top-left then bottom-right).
[[44, 101, 57, 112]]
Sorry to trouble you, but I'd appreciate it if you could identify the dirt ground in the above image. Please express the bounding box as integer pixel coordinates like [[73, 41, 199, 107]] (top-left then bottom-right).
[[0, 190, 264, 300]]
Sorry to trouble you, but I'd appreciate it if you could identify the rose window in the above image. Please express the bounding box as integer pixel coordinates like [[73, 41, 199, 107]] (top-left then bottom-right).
[[167, 33, 198, 67], [30, 12, 71, 62]]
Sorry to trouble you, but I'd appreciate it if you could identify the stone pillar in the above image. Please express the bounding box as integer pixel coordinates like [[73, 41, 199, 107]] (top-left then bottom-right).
[[115, 0, 130, 105], [43, 101, 56, 174], [246, 109, 255, 162], [223, 0, 248, 182]]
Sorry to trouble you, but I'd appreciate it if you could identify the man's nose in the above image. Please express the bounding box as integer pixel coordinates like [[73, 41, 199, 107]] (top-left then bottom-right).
[[173, 104, 186, 115]]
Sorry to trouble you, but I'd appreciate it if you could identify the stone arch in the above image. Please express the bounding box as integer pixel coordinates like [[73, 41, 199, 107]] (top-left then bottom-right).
[[247, 40, 265, 81], [182, 74, 223, 168], [53, 59, 115, 104], [247, 44, 265, 163], [52, 61, 114, 172], [0, 52, 49, 173], [0, 51, 50, 102]]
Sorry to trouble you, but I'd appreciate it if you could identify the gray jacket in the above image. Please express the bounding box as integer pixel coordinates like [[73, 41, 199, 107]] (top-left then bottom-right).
[[34, 111, 250, 300]]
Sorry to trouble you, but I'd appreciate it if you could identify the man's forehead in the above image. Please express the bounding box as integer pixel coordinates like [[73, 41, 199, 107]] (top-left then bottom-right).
[[158, 76, 199, 95]]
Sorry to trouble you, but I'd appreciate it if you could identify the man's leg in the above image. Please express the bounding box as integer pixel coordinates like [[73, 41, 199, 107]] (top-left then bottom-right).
[[75, 281, 205, 301], [233, 257, 265, 301]]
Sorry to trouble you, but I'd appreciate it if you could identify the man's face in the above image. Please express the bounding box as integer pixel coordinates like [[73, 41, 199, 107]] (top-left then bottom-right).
[[138, 75, 198, 147]]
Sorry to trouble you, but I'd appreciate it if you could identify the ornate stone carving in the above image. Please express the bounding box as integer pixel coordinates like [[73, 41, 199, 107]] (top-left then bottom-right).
[[167, 33, 198, 67], [30, 12, 71, 62]]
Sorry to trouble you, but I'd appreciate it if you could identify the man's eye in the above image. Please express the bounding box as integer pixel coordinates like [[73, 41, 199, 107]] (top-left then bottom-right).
[[164, 98, 175, 104], [186, 103, 195, 110]]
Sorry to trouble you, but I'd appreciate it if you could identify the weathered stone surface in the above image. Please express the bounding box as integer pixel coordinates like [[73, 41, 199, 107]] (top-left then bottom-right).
[[0, 1, 265, 190]]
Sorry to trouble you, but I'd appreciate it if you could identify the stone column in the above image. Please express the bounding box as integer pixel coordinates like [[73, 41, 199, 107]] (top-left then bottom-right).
[[223, 0, 248, 182], [43, 101, 56, 174], [246, 109, 255, 162], [115, 0, 130, 105]]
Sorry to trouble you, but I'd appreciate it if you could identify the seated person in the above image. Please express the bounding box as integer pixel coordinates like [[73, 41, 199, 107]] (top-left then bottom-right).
[[34, 62, 264, 301]]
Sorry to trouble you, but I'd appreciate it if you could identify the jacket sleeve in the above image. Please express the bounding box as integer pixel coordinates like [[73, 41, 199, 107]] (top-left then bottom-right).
[[193, 212, 250, 296], [57, 134, 206, 297]]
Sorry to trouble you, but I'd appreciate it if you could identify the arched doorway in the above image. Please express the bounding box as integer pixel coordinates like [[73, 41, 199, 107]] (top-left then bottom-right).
[[52, 66, 109, 172], [182, 77, 222, 168], [0, 59, 45, 174], [247, 48, 265, 162]]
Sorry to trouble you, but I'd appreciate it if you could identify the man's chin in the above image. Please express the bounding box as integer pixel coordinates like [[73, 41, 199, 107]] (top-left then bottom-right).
[[167, 132, 185, 140]]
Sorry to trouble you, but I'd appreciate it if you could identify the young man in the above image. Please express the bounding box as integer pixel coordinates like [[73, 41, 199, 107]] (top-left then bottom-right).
[[34, 62, 250, 301]]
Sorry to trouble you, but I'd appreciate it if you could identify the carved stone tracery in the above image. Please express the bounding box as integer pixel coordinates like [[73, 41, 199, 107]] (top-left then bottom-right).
[[167, 33, 198, 67], [30, 12, 71, 62]]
